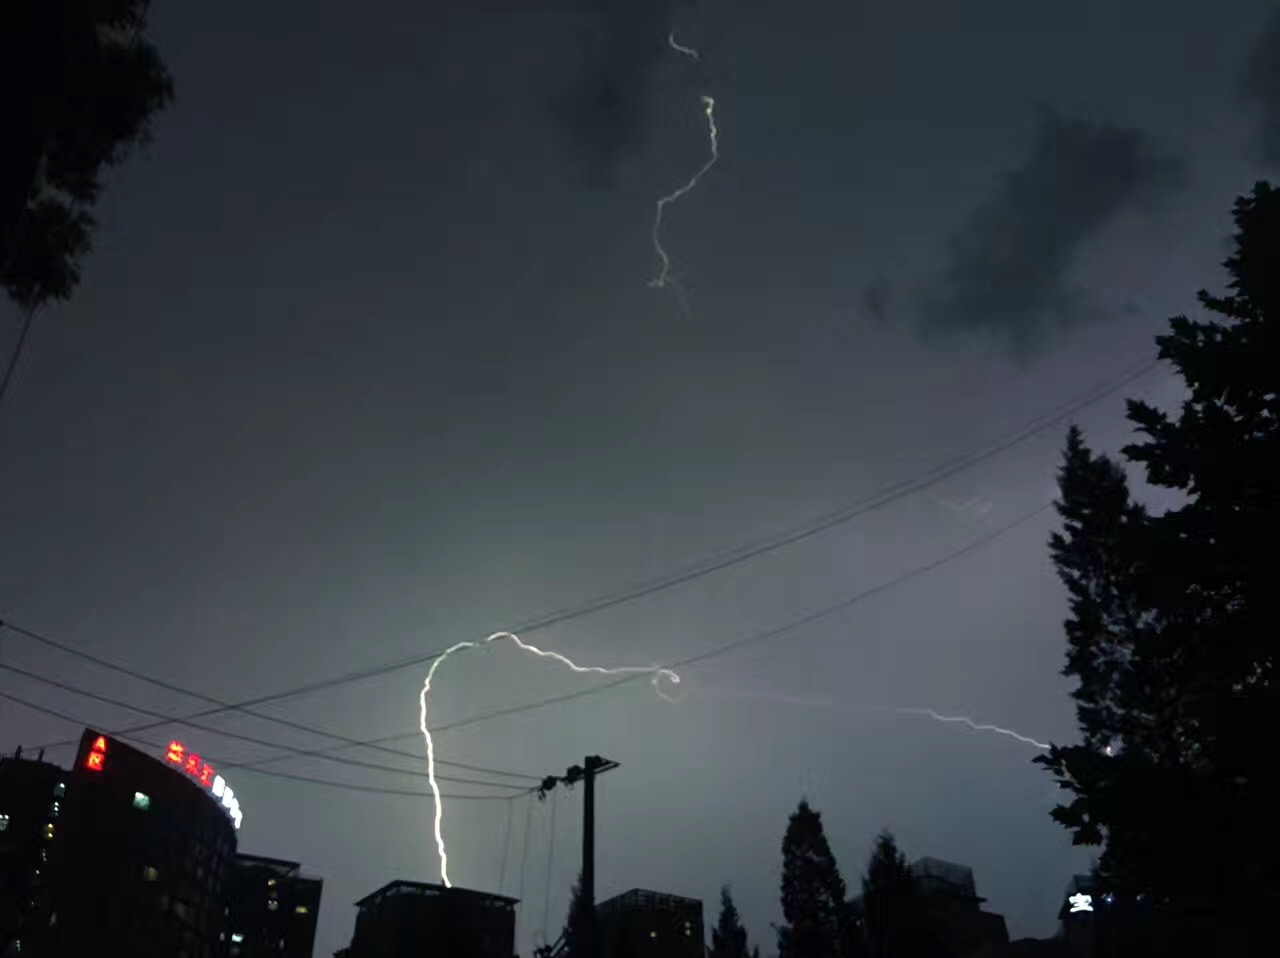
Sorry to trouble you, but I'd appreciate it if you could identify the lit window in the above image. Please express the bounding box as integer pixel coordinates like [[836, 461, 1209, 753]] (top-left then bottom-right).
[[43, 824, 55, 841], [0, 813, 9, 832], [231, 933, 244, 943], [649, 931, 657, 939], [133, 792, 151, 811], [40, 849, 47, 863], [53, 783, 65, 797], [267, 900, 278, 912], [267, 878, 277, 888], [48, 803, 59, 819], [295, 905, 309, 915], [143, 866, 159, 882]]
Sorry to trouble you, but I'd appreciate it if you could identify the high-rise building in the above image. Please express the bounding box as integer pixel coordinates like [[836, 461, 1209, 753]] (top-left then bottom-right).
[[0, 750, 64, 956], [338, 880, 517, 958], [596, 888, 704, 958], [53, 729, 240, 957], [226, 853, 323, 958], [0, 730, 240, 957]]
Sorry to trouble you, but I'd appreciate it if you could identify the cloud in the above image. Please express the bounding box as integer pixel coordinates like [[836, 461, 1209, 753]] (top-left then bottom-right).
[[861, 274, 893, 324], [917, 108, 1184, 357], [556, 0, 701, 182], [1242, 9, 1280, 166]]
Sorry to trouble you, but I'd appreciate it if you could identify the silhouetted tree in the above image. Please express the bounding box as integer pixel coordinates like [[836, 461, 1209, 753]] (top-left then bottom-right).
[[777, 800, 853, 958], [1, 0, 173, 309], [860, 831, 932, 958], [1037, 182, 1279, 950], [709, 886, 751, 958], [560, 871, 592, 958]]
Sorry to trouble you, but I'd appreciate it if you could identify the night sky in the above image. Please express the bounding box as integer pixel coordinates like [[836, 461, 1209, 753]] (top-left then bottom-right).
[[2, 1, 1278, 954]]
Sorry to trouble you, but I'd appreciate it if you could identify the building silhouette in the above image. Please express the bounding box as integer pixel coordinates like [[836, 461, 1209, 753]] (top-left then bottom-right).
[[0, 750, 63, 956], [0, 731, 241, 956], [908, 857, 1008, 958], [596, 888, 703, 958], [336, 880, 517, 958], [226, 853, 323, 957]]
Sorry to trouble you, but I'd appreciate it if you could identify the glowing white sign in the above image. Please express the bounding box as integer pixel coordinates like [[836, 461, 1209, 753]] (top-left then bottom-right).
[[165, 741, 243, 829], [1068, 893, 1093, 913]]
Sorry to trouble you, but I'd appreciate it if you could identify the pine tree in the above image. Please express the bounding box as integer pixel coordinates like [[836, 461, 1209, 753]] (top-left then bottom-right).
[[860, 832, 930, 958], [777, 800, 852, 958], [1036, 182, 1279, 947], [561, 871, 592, 958], [709, 886, 751, 958]]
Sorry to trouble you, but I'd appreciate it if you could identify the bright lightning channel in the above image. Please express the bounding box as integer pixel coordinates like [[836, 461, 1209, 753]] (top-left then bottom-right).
[[649, 33, 719, 291], [418, 632, 679, 888], [694, 685, 1050, 750]]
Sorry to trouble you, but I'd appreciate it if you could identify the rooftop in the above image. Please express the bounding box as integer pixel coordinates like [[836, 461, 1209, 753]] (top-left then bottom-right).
[[598, 889, 703, 914], [354, 880, 518, 911]]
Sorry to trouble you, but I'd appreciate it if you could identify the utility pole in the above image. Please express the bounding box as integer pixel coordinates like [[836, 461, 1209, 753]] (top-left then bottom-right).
[[536, 754, 619, 958]]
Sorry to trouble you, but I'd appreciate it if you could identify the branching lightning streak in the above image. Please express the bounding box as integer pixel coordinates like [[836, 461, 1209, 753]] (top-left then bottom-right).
[[418, 632, 679, 887], [694, 685, 1050, 751], [649, 33, 719, 291]]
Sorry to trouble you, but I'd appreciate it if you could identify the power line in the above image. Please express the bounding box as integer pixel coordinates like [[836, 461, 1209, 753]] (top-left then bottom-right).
[[237, 500, 1057, 766], [498, 795, 515, 894], [542, 788, 558, 942], [0, 688, 526, 800], [23, 357, 1155, 771], [0, 618, 538, 783], [518, 791, 534, 911], [0, 661, 528, 793]]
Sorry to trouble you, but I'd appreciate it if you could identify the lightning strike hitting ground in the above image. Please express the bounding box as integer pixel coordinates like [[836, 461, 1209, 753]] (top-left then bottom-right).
[[649, 34, 719, 291], [418, 632, 680, 887], [694, 685, 1050, 750]]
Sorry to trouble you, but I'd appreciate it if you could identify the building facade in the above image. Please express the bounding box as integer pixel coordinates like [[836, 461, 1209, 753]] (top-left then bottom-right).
[[596, 888, 704, 958], [339, 881, 517, 958], [226, 853, 323, 958], [1, 731, 240, 957], [0, 751, 63, 956], [50, 729, 239, 957]]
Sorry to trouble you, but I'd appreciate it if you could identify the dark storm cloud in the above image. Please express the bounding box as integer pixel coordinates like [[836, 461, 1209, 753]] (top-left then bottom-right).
[[557, 0, 700, 181], [1242, 9, 1280, 165], [917, 108, 1184, 356]]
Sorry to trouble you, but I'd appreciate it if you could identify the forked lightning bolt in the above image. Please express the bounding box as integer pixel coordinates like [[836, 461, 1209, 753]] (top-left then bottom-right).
[[649, 33, 719, 291], [419, 632, 680, 887]]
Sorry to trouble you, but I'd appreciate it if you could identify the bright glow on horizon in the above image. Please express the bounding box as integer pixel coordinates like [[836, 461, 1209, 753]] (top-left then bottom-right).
[[418, 632, 679, 887]]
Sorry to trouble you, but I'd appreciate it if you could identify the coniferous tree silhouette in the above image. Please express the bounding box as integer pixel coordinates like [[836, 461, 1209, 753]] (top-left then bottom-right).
[[709, 886, 751, 958], [560, 871, 592, 958], [859, 831, 932, 958], [1037, 182, 1279, 952], [777, 800, 854, 958], [0, 0, 173, 309]]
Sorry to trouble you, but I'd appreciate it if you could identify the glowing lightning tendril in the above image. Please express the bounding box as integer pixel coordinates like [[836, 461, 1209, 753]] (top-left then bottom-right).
[[649, 33, 719, 291], [693, 685, 1050, 750], [418, 632, 680, 887]]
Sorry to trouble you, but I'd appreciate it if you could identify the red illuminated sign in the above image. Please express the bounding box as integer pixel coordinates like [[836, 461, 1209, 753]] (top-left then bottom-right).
[[84, 735, 107, 772], [161, 741, 240, 829]]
